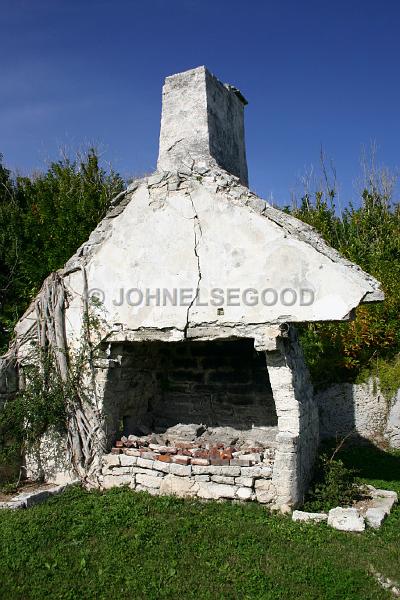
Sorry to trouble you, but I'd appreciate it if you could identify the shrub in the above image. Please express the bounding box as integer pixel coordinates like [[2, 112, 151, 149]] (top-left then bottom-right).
[[303, 452, 361, 512], [291, 165, 400, 387], [0, 149, 124, 352]]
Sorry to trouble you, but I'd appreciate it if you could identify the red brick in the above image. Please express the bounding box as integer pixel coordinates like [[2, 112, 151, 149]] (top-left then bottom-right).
[[191, 450, 209, 459], [180, 449, 192, 456], [115, 440, 124, 448], [175, 442, 194, 450], [164, 448, 177, 455], [156, 454, 172, 463], [111, 448, 121, 454], [220, 449, 233, 460], [172, 455, 191, 465], [191, 458, 210, 466], [220, 454, 232, 461]]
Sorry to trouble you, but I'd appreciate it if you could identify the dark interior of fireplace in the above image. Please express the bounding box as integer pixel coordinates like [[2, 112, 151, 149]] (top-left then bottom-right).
[[102, 338, 278, 458]]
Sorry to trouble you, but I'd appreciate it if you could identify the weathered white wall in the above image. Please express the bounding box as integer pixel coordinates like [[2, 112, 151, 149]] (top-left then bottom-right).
[[266, 327, 319, 507], [30, 166, 381, 350], [25, 428, 75, 485], [316, 378, 400, 449], [386, 389, 400, 448]]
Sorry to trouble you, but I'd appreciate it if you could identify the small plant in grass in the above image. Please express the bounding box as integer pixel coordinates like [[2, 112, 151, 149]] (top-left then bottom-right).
[[0, 480, 20, 495], [303, 437, 365, 512], [303, 454, 361, 512], [374, 354, 400, 402]]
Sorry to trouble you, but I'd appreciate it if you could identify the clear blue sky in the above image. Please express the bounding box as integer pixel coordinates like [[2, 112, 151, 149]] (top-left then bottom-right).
[[1, 0, 399, 207]]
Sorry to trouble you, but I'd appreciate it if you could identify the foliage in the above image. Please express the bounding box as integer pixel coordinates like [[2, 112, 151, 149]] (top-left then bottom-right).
[[0, 349, 66, 471], [0, 298, 106, 485], [0, 447, 399, 599], [0, 149, 124, 352], [376, 354, 400, 402], [356, 353, 400, 402], [291, 166, 400, 387], [0, 481, 19, 495], [303, 451, 360, 512]]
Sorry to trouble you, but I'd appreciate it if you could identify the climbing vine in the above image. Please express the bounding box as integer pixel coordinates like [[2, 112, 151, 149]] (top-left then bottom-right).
[[0, 270, 106, 486]]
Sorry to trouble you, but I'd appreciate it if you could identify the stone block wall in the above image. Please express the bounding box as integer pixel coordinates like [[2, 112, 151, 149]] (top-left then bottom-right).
[[18, 328, 318, 508], [316, 378, 400, 449], [101, 448, 276, 503], [265, 328, 319, 507]]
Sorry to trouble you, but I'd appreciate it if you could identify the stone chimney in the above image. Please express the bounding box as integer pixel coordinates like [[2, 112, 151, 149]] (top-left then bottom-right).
[[157, 66, 249, 186]]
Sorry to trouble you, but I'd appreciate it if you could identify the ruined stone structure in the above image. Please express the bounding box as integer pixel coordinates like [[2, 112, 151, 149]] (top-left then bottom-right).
[[0, 66, 383, 509], [316, 379, 400, 449]]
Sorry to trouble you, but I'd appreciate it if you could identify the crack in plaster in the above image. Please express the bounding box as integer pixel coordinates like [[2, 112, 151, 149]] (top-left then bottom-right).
[[184, 192, 203, 338], [167, 138, 185, 153]]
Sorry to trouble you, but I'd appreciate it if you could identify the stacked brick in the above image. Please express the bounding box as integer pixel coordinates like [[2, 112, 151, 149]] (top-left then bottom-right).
[[101, 444, 276, 503]]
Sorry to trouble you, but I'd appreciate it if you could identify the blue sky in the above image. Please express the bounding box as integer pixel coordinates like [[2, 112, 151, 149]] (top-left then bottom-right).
[[1, 0, 399, 207]]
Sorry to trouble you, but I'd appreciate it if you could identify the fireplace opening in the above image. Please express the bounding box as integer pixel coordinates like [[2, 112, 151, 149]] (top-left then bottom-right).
[[102, 338, 278, 463]]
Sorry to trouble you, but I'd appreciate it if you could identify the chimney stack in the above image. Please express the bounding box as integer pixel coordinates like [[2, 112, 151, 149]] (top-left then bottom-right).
[[157, 66, 248, 186]]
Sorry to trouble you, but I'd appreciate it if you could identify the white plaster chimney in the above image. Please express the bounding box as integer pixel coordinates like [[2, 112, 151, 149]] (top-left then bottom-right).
[[157, 66, 249, 186]]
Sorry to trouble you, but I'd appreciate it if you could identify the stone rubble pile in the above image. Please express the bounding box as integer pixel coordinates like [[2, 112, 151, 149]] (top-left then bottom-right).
[[111, 428, 276, 471], [292, 486, 398, 531], [101, 435, 277, 502], [0, 483, 73, 510]]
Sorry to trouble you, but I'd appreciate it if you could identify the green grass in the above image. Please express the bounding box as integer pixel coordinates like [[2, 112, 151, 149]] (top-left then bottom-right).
[[0, 446, 399, 600]]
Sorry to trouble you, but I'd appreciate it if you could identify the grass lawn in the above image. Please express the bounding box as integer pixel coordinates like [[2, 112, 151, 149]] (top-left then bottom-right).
[[0, 446, 399, 600]]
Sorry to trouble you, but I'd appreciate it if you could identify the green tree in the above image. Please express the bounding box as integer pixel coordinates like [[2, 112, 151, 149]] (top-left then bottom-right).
[[292, 168, 400, 387], [0, 149, 124, 351]]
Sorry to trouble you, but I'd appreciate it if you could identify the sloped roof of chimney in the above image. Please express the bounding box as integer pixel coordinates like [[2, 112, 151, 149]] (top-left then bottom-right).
[[157, 66, 249, 186], [11, 66, 384, 346]]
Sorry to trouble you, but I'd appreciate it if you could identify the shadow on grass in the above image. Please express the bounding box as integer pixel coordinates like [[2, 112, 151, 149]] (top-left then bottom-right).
[[324, 437, 400, 484]]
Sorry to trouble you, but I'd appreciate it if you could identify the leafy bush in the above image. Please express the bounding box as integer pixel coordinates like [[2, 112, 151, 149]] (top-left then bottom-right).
[[0, 149, 124, 352], [376, 355, 400, 401], [303, 452, 361, 512], [291, 167, 400, 387]]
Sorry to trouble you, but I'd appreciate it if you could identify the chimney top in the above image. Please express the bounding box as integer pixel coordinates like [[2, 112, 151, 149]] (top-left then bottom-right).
[[157, 66, 248, 186]]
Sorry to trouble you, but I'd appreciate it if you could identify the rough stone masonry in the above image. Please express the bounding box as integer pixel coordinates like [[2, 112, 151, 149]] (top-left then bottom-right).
[[1, 66, 383, 510]]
